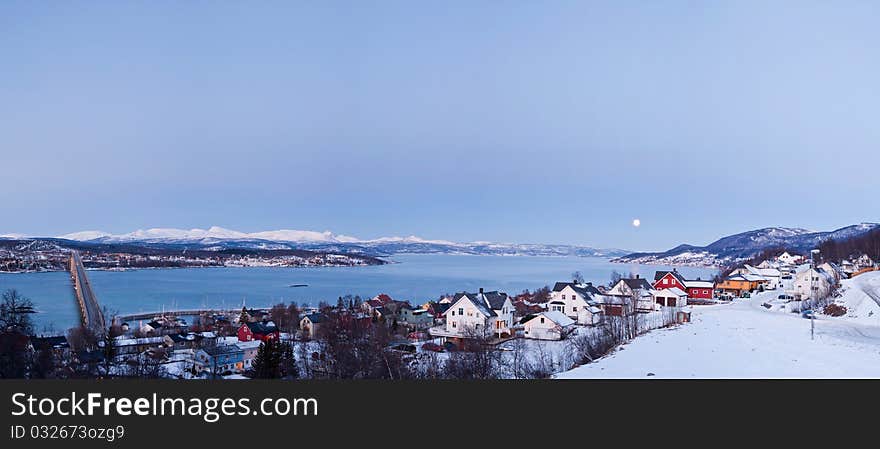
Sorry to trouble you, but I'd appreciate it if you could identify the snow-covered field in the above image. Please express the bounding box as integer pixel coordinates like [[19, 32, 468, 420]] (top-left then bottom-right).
[[558, 276, 880, 378]]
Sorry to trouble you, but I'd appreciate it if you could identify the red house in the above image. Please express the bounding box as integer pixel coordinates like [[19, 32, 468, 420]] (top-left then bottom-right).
[[653, 270, 714, 300], [237, 321, 281, 342]]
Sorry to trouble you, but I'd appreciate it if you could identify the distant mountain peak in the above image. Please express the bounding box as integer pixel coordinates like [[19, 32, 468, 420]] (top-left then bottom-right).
[[614, 222, 880, 267], [36, 226, 627, 258]]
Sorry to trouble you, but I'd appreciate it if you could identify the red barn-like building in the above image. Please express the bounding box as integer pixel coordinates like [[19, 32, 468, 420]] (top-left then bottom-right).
[[237, 321, 280, 342], [653, 270, 714, 300]]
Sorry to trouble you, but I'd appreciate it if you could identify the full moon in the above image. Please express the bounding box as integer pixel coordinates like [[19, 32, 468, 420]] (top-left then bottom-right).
[[632, 219, 641, 227]]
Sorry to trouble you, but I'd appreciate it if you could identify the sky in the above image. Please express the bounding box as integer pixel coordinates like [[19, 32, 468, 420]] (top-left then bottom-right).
[[2, 1, 879, 251]]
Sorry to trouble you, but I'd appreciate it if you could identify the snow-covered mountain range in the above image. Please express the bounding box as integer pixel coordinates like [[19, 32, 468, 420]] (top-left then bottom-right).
[[39, 227, 627, 258], [612, 223, 880, 266]]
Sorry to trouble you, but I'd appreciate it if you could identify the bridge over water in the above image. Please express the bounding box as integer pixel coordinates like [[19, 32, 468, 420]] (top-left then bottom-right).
[[69, 252, 105, 333]]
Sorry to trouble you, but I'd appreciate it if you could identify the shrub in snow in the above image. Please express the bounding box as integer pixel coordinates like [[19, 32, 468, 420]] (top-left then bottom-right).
[[823, 303, 847, 317]]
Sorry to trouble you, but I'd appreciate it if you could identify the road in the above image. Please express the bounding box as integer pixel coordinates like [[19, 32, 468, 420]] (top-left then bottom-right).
[[70, 251, 105, 332]]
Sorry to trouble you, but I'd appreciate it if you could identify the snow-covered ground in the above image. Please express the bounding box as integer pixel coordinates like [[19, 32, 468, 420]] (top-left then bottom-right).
[[558, 277, 880, 378], [831, 271, 880, 326]]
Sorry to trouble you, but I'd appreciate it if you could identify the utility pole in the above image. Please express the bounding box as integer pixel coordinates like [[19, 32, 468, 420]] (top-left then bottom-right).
[[810, 249, 820, 341]]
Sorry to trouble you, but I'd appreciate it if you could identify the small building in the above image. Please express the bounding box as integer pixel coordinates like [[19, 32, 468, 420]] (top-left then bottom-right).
[[194, 345, 245, 376], [395, 304, 435, 330], [652, 287, 688, 307], [855, 254, 875, 269], [237, 321, 280, 342], [777, 251, 799, 265], [607, 276, 655, 312], [300, 313, 328, 339], [653, 270, 714, 299], [791, 267, 836, 301], [235, 340, 263, 371], [715, 274, 765, 297], [549, 281, 604, 325], [360, 298, 386, 316], [424, 301, 451, 320], [520, 311, 576, 340], [110, 335, 173, 356]]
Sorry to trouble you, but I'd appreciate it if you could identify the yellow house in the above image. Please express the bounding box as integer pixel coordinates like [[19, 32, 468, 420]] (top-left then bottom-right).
[[716, 274, 764, 296]]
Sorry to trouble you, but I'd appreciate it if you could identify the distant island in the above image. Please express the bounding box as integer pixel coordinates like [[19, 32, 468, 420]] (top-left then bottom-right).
[[0, 238, 386, 273]]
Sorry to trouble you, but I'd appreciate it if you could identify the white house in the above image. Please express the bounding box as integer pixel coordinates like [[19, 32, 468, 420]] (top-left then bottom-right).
[[777, 252, 801, 265], [606, 276, 655, 312], [299, 313, 328, 339], [746, 265, 781, 290], [817, 262, 844, 284], [652, 287, 688, 308], [431, 288, 515, 339], [855, 254, 875, 269], [549, 282, 603, 325], [791, 267, 835, 301], [520, 311, 576, 340], [756, 260, 778, 270]]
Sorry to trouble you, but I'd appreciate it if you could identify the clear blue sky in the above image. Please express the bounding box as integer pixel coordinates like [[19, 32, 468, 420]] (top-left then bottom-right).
[[2, 1, 879, 251]]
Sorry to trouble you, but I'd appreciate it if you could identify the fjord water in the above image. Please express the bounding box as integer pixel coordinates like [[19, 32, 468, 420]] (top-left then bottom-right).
[[0, 254, 717, 332]]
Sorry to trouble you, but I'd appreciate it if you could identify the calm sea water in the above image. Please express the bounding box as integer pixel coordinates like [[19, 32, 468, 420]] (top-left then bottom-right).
[[0, 254, 716, 332]]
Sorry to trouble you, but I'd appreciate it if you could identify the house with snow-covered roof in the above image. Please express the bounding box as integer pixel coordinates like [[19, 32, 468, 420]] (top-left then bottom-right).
[[855, 254, 875, 269], [652, 270, 715, 299], [652, 287, 688, 308], [429, 288, 515, 341], [732, 264, 780, 289], [791, 267, 836, 301], [548, 281, 603, 325], [519, 311, 576, 340], [606, 276, 655, 312], [777, 251, 802, 265]]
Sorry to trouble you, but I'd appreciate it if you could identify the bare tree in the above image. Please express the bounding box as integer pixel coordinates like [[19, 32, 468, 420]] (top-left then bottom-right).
[[0, 289, 35, 334]]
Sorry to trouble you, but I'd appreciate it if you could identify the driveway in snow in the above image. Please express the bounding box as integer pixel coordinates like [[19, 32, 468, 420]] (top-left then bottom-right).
[[557, 287, 880, 378]]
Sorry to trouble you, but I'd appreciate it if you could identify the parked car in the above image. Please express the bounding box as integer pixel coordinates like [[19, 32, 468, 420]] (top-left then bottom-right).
[[391, 343, 417, 353], [421, 342, 444, 353], [778, 294, 795, 301], [801, 310, 815, 319], [782, 275, 793, 280]]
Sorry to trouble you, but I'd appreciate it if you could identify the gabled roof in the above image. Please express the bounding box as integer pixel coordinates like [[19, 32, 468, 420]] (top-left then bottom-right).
[[521, 311, 575, 327], [654, 270, 687, 285], [451, 292, 496, 317], [303, 312, 328, 323], [244, 321, 279, 334], [374, 294, 394, 304], [552, 282, 600, 299], [365, 299, 384, 308], [621, 278, 653, 291], [481, 291, 510, 310]]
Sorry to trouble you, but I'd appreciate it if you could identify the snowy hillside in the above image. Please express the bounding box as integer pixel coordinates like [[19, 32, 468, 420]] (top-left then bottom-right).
[[829, 271, 880, 326], [557, 286, 880, 378], [613, 223, 880, 266]]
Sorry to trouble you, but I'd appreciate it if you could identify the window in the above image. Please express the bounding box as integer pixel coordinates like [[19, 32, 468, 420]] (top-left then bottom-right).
[[452, 321, 457, 328], [562, 294, 566, 299], [540, 317, 545, 324], [458, 308, 464, 315], [663, 278, 668, 285], [573, 307, 578, 312]]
